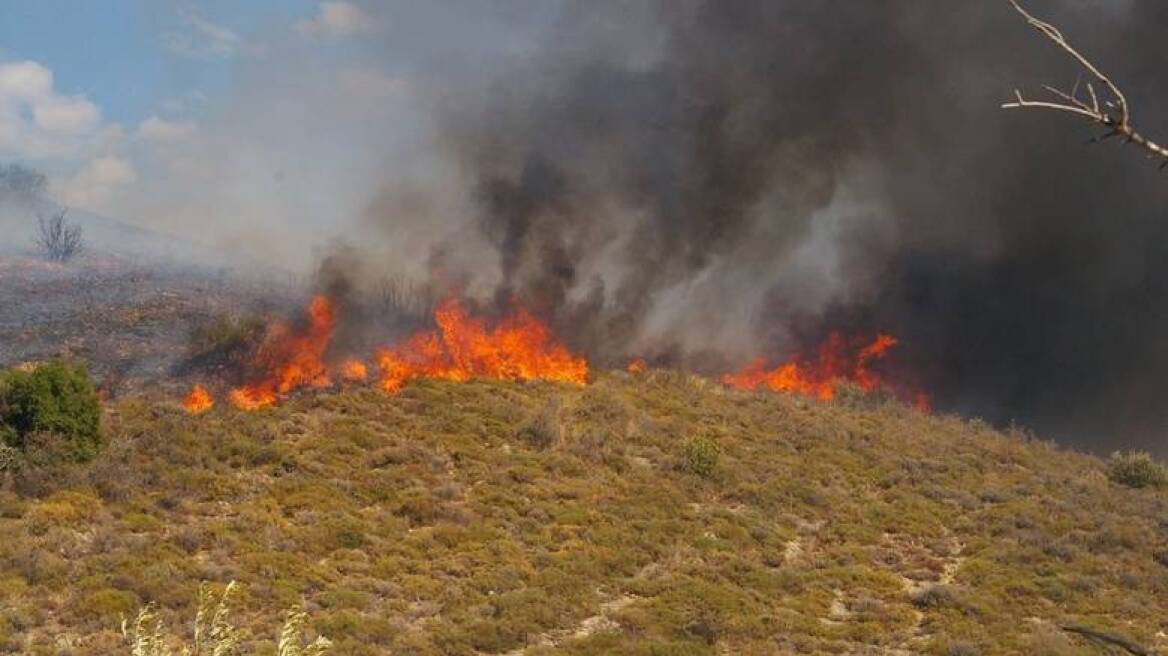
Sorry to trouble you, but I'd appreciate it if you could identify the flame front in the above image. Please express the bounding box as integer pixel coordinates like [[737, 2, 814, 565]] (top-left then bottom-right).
[[375, 298, 588, 393], [722, 332, 911, 402], [627, 358, 647, 374], [183, 384, 214, 414], [228, 295, 336, 409], [340, 358, 369, 382]]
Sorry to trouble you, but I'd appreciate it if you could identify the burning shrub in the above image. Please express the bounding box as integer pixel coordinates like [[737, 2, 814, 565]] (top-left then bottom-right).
[[681, 436, 720, 478], [1107, 451, 1168, 489], [0, 360, 102, 462]]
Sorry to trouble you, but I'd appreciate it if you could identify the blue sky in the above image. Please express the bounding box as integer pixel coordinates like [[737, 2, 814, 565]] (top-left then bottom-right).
[[0, 1, 556, 268], [0, 1, 317, 126]]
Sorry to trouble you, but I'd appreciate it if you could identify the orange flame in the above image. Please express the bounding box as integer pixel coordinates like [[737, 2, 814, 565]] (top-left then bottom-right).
[[375, 298, 588, 393], [183, 384, 214, 414], [722, 332, 908, 402], [229, 295, 336, 410], [340, 358, 369, 382], [627, 358, 647, 374]]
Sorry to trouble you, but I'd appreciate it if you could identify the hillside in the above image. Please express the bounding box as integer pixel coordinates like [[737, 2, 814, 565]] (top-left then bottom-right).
[[0, 372, 1165, 655]]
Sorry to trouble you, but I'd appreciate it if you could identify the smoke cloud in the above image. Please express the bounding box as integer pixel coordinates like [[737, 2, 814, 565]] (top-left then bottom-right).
[[352, 0, 1168, 453]]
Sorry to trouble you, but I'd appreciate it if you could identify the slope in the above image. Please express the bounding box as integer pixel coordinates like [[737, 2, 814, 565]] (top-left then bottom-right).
[[0, 372, 1164, 655]]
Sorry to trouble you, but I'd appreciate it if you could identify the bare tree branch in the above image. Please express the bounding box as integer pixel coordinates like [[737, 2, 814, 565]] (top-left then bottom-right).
[[1002, 0, 1168, 167]]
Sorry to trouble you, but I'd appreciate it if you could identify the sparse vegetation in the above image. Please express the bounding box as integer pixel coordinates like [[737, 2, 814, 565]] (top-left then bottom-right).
[[0, 360, 101, 462], [1107, 451, 1168, 489], [375, 275, 436, 322], [35, 208, 84, 262]]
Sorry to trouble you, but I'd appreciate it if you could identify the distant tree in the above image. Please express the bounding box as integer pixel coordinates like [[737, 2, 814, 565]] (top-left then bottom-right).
[[35, 208, 84, 262], [0, 163, 48, 203]]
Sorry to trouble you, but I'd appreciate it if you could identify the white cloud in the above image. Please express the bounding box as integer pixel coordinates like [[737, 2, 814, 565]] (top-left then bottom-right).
[[0, 60, 103, 158], [137, 116, 196, 143], [165, 10, 241, 59], [0, 60, 53, 99], [296, 2, 379, 38], [54, 155, 137, 209], [33, 95, 101, 134]]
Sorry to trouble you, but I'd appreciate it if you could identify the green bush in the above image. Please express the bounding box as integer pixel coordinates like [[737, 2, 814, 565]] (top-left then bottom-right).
[[1107, 451, 1168, 489], [0, 361, 101, 462], [186, 314, 265, 364], [681, 436, 720, 478]]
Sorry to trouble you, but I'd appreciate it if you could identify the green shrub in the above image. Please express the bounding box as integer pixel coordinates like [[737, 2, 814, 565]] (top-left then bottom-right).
[[1107, 451, 1168, 489], [186, 314, 265, 365], [0, 361, 101, 462], [681, 436, 720, 478]]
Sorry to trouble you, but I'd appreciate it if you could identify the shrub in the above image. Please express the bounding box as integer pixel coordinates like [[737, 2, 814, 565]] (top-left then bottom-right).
[[909, 584, 960, 609], [35, 208, 83, 262], [186, 315, 266, 366], [515, 400, 561, 450], [1107, 451, 1168, 489], [681, 436, 720, 478], [0, 361, 101, 462]]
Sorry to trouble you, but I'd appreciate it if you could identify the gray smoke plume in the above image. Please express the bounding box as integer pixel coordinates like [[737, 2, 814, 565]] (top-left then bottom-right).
[[359, 0, 1168, 453]]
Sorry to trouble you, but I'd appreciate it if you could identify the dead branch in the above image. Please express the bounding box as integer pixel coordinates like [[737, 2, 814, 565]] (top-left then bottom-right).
[[1002, 0, 1168, 167], [1060, 623, 1152, 656]]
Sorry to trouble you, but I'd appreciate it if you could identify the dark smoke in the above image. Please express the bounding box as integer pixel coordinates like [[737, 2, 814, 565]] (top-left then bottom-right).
[[364, 0, 1168, 453]]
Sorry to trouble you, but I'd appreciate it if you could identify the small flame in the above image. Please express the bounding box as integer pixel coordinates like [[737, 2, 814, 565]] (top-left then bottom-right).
[[340, 358, 368, 382], [627, 358, 647, 374], [229, 295, 336, 410], [376, 298, 588, 394], [183, 384, 214, 414], [722, 332, 916, 403]]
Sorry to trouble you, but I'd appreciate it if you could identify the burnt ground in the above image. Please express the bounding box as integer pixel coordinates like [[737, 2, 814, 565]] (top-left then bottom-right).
[[0, 253, 304, 399]]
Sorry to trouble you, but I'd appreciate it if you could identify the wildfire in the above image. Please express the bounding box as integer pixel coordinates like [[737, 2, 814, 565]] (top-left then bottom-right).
[[181, 292, 926, 413], [183, 384, 214, 414], [722, 332, 914, 403], [228, 295, 336, 410], [340, 358, 369, 382], [375, 298, 588, 393]]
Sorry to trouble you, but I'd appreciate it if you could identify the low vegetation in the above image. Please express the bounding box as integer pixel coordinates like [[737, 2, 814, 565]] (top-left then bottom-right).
[[0, 369, 1164, 654]]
